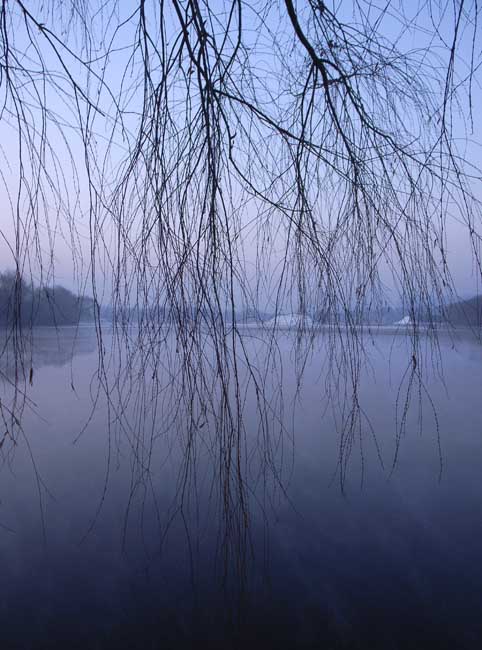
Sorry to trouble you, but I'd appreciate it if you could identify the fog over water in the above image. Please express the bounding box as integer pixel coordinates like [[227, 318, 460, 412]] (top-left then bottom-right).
[[0, 326, 481, 649]]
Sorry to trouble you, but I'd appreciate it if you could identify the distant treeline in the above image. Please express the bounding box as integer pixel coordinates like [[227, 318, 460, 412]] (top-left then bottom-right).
[[101, 298, 482, 328], [336, 297, 482, 327], [2, 269, 480, 329], [0, 271, 94, 327], [443, 295, 482, 327]]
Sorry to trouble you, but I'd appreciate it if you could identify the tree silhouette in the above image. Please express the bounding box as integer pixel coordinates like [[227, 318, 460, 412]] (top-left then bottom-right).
[[0, 1, 481, 551]]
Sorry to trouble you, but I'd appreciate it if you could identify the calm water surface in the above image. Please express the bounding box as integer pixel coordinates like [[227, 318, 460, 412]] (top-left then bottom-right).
[[0, 327, 481, 649]]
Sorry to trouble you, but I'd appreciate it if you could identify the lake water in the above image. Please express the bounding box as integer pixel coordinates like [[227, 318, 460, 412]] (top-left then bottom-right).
[[0, 326, 481, 649]]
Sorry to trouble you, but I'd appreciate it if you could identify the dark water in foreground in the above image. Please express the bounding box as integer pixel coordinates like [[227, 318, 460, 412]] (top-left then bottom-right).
[[0, 327, 482, 649]]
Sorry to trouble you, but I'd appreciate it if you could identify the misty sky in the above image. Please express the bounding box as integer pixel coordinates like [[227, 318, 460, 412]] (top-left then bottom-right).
[[0, 0, 481, 303]]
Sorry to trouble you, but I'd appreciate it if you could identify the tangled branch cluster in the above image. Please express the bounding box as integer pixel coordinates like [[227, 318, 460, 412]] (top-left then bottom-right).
[[0, 1, 481, 556]]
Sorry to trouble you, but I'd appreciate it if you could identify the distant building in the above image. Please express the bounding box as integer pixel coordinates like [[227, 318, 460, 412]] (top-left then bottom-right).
[[266, 314, 314, 328]]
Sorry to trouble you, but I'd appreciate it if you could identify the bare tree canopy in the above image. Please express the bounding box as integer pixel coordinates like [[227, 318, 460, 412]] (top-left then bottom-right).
[[0, 0, 481, 486], [2, 6, 482, 642]]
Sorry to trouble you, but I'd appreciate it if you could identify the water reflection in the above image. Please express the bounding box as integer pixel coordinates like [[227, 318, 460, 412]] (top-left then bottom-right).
[[0, 326, 97, 378], [0, 328, 481, 648]]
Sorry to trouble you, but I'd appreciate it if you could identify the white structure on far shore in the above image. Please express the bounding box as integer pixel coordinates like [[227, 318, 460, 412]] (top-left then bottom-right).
[[394, 315, 412, 326], [266, 314, 314, 329]]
